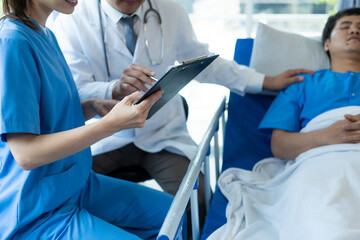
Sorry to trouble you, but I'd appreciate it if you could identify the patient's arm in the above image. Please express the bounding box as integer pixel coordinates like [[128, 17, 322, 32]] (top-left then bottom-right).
[[263, 69, 314, 91], [271, 118, 360, 159]]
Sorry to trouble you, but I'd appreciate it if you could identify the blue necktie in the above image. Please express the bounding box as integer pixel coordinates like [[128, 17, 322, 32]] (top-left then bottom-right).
[[121, 15, 137, 55]]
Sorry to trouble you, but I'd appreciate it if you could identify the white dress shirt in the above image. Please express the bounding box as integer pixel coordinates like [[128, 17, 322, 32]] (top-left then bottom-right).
[[50, 0, 265, 159]]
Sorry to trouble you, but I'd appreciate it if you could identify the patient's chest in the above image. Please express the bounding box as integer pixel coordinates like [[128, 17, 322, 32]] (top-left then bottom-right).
[[300, 70, 360, 128]]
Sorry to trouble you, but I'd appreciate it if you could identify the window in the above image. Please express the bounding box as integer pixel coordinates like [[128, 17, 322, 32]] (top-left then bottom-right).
[[177, 0, 335, 59]]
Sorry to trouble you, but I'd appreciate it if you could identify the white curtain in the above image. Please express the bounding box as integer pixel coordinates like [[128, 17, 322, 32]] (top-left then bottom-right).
[[338, 0, 360, 10]]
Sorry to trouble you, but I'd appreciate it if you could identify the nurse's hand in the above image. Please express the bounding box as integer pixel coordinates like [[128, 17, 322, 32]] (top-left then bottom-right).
[[112, 64, 157, 100], [103, 90, 163, 130], [263, 69, 314, 91], [7, 91, 162, 171]]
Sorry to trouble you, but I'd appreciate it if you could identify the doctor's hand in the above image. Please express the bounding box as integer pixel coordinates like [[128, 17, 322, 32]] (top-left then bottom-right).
[[82, 98, 118, 121], [112, 64, 157, 100], [263, 69, 314, 91], [103, 90, 163, 131]]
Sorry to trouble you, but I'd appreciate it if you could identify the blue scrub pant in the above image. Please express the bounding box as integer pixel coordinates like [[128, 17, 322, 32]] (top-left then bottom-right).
[[18, 172, 182, 240]]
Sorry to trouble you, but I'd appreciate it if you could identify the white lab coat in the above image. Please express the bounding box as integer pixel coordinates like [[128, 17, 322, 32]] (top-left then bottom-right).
[[51, 0, 265, 159]]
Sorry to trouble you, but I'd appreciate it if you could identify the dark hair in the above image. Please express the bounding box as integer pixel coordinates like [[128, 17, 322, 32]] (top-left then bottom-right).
[[322, 8, 360, 57], [1, 0, 38, 29]]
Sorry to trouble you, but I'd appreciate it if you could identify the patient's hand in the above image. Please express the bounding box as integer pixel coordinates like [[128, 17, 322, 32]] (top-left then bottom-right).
[[271, 118, 360, 159], [319, 119, 360, 144], [263, 69, 314, 91], [342, 114, 360, 142]]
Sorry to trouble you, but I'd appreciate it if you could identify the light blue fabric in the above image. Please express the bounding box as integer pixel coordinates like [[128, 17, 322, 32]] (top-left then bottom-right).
[[0, 18, 91, 239], [0, 18, 175, 240], [121, 15, 137, 55], [259, 69, 360, 132], [20, 173, 174, 240]]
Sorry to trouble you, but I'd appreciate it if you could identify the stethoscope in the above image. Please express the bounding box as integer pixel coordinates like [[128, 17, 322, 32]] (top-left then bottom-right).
[[98, 0, 165, 80]]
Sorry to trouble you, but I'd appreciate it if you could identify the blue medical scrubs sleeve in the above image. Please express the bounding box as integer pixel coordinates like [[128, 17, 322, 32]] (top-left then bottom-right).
[[0, 37, 41, 141], [259, 81, 303, 133]]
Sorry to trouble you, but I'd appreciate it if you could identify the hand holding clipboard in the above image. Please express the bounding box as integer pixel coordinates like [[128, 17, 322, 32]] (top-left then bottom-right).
[[134, 54, 219, 119]]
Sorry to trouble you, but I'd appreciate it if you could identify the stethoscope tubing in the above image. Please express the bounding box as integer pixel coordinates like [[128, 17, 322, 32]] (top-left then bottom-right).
[[98, 0, 164, 80], [98, 0, 111, 78]]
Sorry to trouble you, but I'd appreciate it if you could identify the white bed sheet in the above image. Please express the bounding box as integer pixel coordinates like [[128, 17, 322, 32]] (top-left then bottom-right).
[[209, 106, 360, 240]]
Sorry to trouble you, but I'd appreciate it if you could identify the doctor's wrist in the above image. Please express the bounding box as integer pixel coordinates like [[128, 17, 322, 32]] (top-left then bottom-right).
[[112, 81, 126, 101]]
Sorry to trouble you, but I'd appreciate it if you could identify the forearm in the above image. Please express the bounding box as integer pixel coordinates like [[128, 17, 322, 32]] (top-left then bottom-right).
[[196, 57, 260, 95], [7, 118, 113, 170], [81, 98, 100, 121], [82, 99, 95, 121], [8, 90, 162, 170], [271, 129, 325, 160], [77, 80, 116, 101], [271, 117, 360, 160]]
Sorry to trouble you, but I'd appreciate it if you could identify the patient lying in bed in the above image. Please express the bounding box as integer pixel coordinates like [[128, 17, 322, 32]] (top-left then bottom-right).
[[208, 7, 360, 240]]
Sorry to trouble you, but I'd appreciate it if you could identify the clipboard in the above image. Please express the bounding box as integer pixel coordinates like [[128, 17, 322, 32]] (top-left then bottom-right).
[[135, 54, 219, 119]]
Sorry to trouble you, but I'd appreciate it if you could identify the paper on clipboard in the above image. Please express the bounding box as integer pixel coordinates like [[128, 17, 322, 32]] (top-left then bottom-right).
[[134, 54, 219, 119]]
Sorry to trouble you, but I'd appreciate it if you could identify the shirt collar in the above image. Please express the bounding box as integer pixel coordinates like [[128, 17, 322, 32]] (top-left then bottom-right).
[[101, 0, 143, 24]]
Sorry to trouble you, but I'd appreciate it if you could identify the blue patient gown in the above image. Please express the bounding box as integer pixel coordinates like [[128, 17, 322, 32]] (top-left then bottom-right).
[[260, 70, 360, 132], [0, 19, 173, 240]]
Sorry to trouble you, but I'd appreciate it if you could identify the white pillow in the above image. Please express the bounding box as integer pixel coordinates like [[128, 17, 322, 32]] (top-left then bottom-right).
[[249, 23, 330, 77]]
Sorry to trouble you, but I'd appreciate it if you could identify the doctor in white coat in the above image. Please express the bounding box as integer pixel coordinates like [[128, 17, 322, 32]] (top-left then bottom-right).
[[51, 0, 311, 229]]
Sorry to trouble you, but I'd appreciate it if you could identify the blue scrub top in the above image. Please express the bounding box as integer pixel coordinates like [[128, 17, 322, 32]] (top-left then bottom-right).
[[260, 69, 360, 132], [0, 19, 92, 238]]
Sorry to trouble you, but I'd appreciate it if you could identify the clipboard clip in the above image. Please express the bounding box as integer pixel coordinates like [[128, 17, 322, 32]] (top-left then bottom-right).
[[182, 55, 208, 65]]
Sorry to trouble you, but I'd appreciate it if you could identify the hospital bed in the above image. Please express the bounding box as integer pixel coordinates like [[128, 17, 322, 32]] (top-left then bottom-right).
[[157, 23, 330, 240], [200, 38, 274, 239], [201, 23, 331, 239], [157, 85, 227, 240], [200, 23, 329, 239], [156, 38, 265, 240], [156, 38, 264, 240]]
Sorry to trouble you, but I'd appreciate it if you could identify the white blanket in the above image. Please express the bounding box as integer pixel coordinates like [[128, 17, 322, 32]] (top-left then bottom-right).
[[208, 106, 360, 240]]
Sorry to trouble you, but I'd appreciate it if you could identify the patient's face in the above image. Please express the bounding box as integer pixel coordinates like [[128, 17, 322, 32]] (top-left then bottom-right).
[[325, 15, 360, 57]]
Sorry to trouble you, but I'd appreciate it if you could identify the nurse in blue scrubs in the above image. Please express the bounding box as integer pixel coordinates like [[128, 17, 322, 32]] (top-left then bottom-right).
[[0, 0, 182, 239]]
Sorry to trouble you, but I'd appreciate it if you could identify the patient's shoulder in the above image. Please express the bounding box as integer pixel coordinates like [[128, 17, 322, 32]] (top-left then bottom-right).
[[300, 69, 327, 77], [300, 69, 328, 81], [286, 69, 328, 91]]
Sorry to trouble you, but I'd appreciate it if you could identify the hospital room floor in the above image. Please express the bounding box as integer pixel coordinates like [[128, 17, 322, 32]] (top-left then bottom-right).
[[141, 82, 229, 193]]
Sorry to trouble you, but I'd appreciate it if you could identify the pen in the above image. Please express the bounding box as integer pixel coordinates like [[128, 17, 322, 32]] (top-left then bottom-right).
[[149, 76, 158, 82]]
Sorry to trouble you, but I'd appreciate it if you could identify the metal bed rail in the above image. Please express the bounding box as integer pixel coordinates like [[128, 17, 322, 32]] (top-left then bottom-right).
[[157, 96, 227, 240]]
